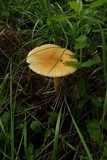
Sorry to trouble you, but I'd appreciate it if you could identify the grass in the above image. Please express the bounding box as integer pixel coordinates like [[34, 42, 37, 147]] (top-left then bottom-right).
[[65, 96, 93, 160], [10, 62, 15, 160], [0, 0, 107, 159]]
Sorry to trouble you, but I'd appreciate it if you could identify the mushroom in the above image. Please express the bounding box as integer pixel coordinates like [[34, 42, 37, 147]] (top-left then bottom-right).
[[26, 44, 78, 91]]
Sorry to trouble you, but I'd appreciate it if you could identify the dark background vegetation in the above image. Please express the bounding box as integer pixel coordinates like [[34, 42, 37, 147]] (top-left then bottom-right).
[[0, 0, 107, 159]]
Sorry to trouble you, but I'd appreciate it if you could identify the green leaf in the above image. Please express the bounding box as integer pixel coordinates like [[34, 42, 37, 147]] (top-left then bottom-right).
[[90, 0, 107, 9], [47, 14, 72, 25], [64, 61, 81, 68], [103, 142, 107, 158], [44, 129, 51, 138], [48, 112, 58, 125], [30, 121, 42, 134], [1, 111, 10, 126], [82, 59, 101, 68], [101, 120, 107, 130], [86, 120, 103, 144], [34, 148, 41, 158], [65, 58, 101, 69], [68, 0, 83, 13], [27, 143, 34, 160], [75, 35, 87, 49]]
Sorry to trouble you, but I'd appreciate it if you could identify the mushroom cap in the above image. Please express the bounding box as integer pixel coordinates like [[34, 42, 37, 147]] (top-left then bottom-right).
[[26, 44, 78, 77]]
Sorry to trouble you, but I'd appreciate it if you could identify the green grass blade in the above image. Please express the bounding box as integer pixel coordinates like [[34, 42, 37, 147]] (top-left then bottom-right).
[[0, 73, 9, 99], [100, 89, 107, 124], [10, 62, 15, 160], [101, 30, 107, 88], [93, 18, 107, 87], [52, 106, 62, 160], [0, 119, 6, 136], [99, 25, 107, 87], [94, 19, 107, 124], [64, 96, 93, 160], [62, 138, 77, 151]]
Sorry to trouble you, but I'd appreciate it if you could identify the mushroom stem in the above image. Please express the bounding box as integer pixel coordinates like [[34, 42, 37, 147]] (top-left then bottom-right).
[[54, 77, 61, 91]]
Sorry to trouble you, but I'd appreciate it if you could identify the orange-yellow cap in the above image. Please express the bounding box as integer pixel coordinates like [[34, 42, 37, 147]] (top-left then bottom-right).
[[26, 44, 78, 77]]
